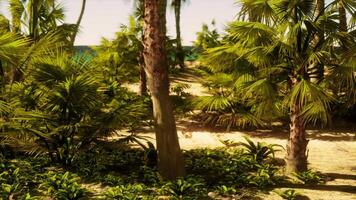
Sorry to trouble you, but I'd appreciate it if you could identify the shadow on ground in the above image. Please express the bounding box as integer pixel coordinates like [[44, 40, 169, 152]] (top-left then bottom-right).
[[176, 119, 356, 142], [277, 183, 356, 194]]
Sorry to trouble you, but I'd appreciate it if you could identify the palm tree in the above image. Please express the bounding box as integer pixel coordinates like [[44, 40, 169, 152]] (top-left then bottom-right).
[[7, 0, 66, 40], [171, 0, 186, 69], [4, 0, 68, 82], [70, 0, 87, 46], [193, 20, 220, 51], [2, 51, 149, 166], [201, 0, 355, 173], [94, 16, 143, 85], [143, 0, 185, 179]]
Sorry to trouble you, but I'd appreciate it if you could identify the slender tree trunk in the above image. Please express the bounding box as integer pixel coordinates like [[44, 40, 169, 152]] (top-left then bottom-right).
[[30, 0, 39, 40], [338, 0, 347, 33], [286, 82, 309, 173], [174, 0, 185, 69], [139, 62, 147, 96], [139, 28, 147, 96], [143, 0, 185, 180], [71, 0, 87, 46]]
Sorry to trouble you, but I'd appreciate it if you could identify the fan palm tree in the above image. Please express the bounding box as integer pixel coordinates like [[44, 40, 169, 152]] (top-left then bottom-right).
[[171, 0, 187, 69], [201, 0, 356, 173], [193, 20, 220, 51], [21, 0, 65, 40], [2, 51, 149, 166], [94, 16, 143, 84], [4, 0, 74, 82], [143, 0, 185, 179], [332, 0, 356, 44]]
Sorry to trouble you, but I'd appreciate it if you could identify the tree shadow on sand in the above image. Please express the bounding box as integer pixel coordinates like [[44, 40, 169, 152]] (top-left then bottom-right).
[[176, 119, 356, 142], [275, 183, 356, 194], [325, 173, 356, 181], [247, 130, 355, 142]]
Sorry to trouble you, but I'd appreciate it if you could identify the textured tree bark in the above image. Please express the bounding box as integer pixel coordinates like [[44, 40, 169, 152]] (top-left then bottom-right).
[[139, 30, 147, 96], [143, 0, 185, 179], [173, 0, 185, 69], [30, 0, 39, 40], [71, 0, 87, 46], [338, 1, 347, 33], [139, 63, 147, 96], [286, 98, 308, 173]]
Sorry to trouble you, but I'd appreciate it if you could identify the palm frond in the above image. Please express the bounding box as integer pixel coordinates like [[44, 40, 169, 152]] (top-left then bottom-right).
[[287, 79, 334, 124], [0, 33, 28, 64], [194, 95, 232, 111]]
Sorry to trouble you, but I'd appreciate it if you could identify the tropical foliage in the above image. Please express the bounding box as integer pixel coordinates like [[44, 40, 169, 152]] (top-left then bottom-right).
[[0, 0, 355, 198], [196, 0, 356, 172]]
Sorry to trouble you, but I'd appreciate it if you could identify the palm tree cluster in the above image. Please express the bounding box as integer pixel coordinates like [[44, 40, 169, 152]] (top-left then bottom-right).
[[197, 0, 356, 173], [0, 0, 151, 169], [1, 0, 355, 184]]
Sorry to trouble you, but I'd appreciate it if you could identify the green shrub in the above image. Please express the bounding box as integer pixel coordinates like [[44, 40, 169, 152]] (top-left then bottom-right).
[[101, 174, 125, 186], [214, 185, 238, 197], [247, 164, 279, 188], [3, 53, 151, 167], [239, 137, 282, 164], [184, 148, 254, 186], [102, 184, 151, 200], [41, 172, 86, 200], [275, 189, 303, 200], [0, 167, 21, 199], [160, 176, 207, 199], [294, 170, 323, 185]]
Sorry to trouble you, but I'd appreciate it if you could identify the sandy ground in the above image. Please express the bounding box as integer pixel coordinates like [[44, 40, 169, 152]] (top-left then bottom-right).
[[123, 67, 356, 200], [131, 125, 356, 200]]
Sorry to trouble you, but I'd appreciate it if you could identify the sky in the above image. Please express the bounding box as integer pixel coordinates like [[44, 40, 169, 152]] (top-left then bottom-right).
[[64, 0, 238, 45], [0, 0, 238, 45]]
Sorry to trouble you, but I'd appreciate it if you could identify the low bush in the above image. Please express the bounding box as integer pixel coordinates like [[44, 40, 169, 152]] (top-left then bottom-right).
[[40, 172, 86, 200], [160, 176, 207, 199], [294, 170, 324, 185], [102, 184, 153, 200]]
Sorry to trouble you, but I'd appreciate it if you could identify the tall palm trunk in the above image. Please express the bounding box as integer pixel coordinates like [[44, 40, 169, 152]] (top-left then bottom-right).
[[30, 0, 40, 40], [143, 0, 185, 179], [173, 0, 185, 69], [338, 0, 347, 33], [139, 47, 147, 95], [138, 1, 147, 96], [338, 0, 348, 50], [286, 80, 308, 173], [70, 0, 87, 46]]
